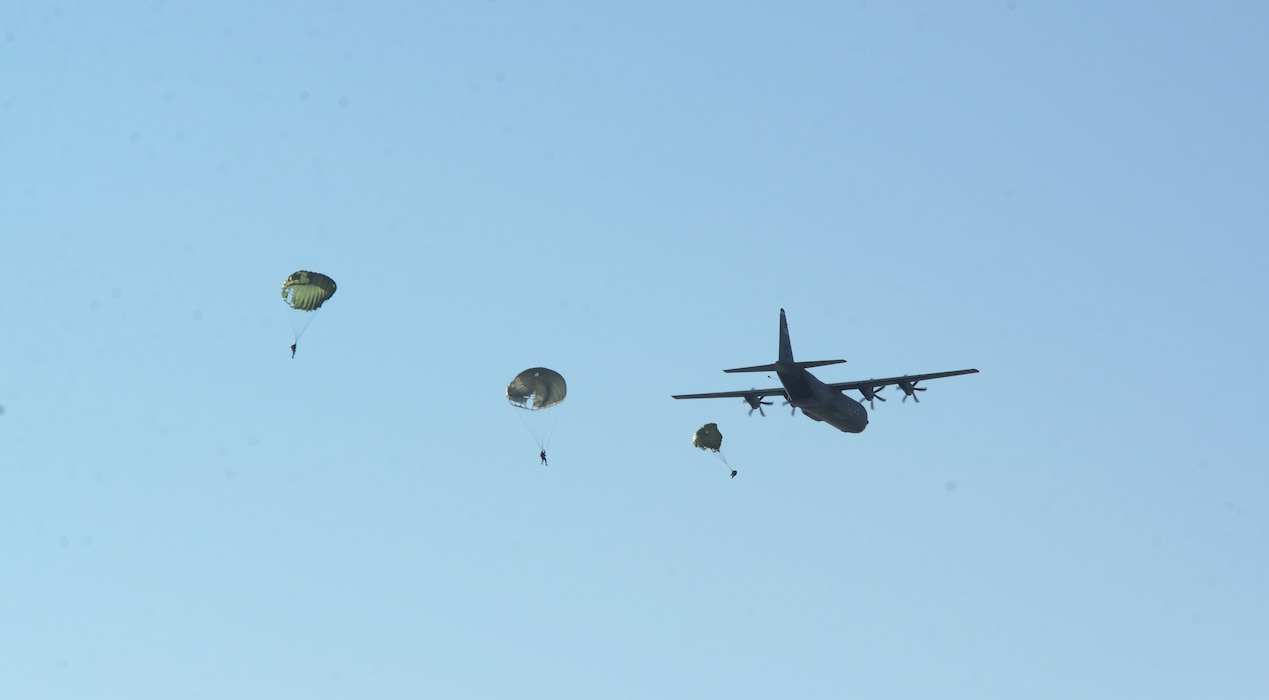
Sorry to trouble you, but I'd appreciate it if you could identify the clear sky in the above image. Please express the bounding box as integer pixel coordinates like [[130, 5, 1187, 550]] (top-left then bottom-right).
[[3, 1, 1267, 698]]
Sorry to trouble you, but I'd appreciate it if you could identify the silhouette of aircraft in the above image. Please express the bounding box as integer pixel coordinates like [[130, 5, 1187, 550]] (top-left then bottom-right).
[[672, 309, 978, 434]]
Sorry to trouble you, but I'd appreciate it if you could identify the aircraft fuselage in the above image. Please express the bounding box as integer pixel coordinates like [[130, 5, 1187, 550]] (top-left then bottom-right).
[[776, 363, 869, 433]]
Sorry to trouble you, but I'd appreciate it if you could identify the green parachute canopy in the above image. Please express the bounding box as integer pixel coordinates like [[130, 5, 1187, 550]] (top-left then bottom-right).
[[281, 271, 337, 311], [507, 368, 567, 411], [692, 423, 723, 452]]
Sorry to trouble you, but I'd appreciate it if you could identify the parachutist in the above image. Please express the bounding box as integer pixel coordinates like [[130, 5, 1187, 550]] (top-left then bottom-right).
[[282, 270, 337, 355], [290, 343, 297, 358], [731, 470, 737, 479], [508, 368, 567, 458]]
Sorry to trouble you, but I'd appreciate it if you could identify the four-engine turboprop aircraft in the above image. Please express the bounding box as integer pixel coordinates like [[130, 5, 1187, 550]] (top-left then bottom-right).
[[672, 309, 978, 434]]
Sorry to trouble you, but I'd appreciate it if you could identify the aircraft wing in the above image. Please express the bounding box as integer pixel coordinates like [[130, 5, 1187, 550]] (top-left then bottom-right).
[[672, 387, 789, 400], [825, 369, 979, 393]]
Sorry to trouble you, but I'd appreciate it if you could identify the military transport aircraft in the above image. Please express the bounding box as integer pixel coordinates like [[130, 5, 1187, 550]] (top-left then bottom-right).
[[672, 309, 978, 434]]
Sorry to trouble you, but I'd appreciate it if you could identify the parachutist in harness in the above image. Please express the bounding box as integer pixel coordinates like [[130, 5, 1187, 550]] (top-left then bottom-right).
[[731, 470, 737, 479], [508, 368, 567, 467], [282, 270, 337, 358]]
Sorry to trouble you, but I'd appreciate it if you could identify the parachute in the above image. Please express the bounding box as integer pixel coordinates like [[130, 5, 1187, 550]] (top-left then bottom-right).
[[281, 270, 337, 349], [508, 367, 566, 453], [507, 368, 567, 411], [282, 271, 337, 311], [692, 423, 723, 452], [693, 422, 735, 478]]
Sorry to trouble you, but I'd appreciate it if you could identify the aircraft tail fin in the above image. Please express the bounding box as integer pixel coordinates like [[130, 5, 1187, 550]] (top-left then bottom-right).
[[779, 308, 794, 363], [722, 310, 845, 372]]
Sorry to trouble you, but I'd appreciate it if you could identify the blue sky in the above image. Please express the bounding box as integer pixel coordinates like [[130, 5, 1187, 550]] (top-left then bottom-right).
[[3, 1, 1267, 697]]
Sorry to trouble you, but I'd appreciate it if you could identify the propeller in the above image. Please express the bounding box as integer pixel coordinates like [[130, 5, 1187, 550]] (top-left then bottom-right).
[[743, 392, 773, 417], [858, 385, 888, 409], [898, 379, 926, 403], [782, 399, 798, 416]]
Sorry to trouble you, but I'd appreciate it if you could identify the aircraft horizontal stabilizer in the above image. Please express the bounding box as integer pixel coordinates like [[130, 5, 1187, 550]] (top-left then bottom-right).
[[722, 363, 781, 374], [723, 359, 846, 373], [792, 359, 847, 369]]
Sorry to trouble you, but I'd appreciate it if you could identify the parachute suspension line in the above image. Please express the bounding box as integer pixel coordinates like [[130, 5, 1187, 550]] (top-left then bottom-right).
[[513, 403, 563, 451], [717, 450, 736, 478], [539, 402, 563, 450], [702, 448, 732, 477], [290, 310, 318, 342], [514, 407, 545, 451]]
